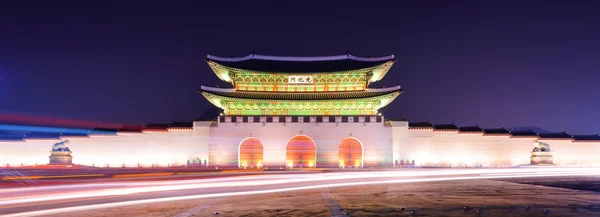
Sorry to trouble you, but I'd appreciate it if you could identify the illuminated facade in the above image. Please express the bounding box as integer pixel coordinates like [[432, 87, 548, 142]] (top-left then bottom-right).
[[201, 54, 400, 116], [201, 53, 401, 168], [1, 53, 600, 168]]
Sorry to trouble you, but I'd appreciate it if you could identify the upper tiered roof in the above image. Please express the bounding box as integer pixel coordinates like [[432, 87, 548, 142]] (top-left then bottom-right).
[[206, 53, 396, 84], [206, 53, 395, 73]]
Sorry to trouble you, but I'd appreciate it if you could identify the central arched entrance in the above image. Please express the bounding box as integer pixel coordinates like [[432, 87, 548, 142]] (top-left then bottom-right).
[[286, 135, 317, 168], [238, 137, 264, 168], [338, 137, 363, 168]]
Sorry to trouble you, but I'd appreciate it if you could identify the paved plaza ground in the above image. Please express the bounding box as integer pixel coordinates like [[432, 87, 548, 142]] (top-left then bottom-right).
[[56, 176, 600, 217]]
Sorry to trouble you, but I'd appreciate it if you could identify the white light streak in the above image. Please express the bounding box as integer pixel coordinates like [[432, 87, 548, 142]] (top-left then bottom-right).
[[1, 168, 599, 217]]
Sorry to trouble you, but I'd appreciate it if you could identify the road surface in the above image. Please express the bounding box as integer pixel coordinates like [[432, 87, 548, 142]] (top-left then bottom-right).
[[1, 167, 599, 216]]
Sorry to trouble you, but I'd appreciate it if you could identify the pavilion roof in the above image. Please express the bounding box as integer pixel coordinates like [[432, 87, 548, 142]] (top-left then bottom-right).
[[459, 125, 483, 133], [510, 130, 538, 137], [572, 134, 600, 141], [433, 124, 459, 131], [199, 86, 402, 100], [169, 121, 193, 128], [483, 128, 510, 135], [206, 53, 395, 73], [538, 132, 573, 139], [408, 121, 433, 129]]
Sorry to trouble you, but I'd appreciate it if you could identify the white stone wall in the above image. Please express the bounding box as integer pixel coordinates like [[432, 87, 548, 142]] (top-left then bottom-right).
[[390, 121, 408, 165], [389, 121, 600, 167], [208, 120, 393, 168], [0, 124, 211, 167], [543, 139, 600, 165], [397, 129, 537, 167], [2, 120, 599, 168]]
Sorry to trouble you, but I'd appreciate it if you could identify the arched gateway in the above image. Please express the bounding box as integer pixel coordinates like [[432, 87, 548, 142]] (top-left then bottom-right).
[[238, 137, 263, 168], [286, 135, 317, 168], [339, 137, 363, 168]]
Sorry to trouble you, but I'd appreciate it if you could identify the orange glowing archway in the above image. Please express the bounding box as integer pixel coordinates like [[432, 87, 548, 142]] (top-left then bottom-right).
[[286, 135, 317, 168], [238, 137, 264, 168], [338, 137, 363, 168]]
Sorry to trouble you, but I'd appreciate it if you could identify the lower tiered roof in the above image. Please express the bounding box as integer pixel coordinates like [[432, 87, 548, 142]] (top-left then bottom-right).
[[199, 86, 402, 116], [199, 86, 402, 100]]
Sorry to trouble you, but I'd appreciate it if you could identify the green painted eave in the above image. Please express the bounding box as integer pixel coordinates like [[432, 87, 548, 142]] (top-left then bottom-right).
[[201, 91, 401, 115]]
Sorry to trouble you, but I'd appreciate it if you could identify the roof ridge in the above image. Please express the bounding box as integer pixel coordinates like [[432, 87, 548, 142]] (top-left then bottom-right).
[[206, 53, 395, 62]]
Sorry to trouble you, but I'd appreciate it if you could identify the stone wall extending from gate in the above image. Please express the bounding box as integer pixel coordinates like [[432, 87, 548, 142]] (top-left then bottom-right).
[[389, 121, 600, 167], [0, 124, 210, 168], [2, 120, 599, 168]]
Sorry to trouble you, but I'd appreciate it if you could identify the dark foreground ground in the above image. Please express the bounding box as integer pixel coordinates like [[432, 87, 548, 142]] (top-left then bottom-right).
[[52, 176, 600, 217]]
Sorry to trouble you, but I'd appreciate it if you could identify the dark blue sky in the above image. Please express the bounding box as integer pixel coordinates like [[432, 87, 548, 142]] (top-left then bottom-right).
[[1, 1, 599, 134]]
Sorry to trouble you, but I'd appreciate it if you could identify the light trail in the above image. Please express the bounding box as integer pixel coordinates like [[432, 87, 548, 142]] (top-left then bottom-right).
[[1, 167, 588, 195], [1, 168, 599, 206], [2, 169, 600, 217], [0, 173, 296, 194]]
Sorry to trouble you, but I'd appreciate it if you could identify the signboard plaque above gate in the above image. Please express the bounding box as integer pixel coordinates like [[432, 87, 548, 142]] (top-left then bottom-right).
[[288, 76, 314, 84]]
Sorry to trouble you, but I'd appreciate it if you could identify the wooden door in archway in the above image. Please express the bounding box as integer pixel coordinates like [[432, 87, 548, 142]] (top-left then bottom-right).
[[239, 138, 263, 168], [286, 135, 316, 168], [339, 137, 363, 167]]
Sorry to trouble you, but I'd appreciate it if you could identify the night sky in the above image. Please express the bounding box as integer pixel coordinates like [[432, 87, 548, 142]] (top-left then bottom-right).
[[1, 1, 599, 134]]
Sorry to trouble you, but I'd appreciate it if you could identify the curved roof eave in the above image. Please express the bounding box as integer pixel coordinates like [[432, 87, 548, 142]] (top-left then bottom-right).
[[205, 54, 396, 74], [206, 59, 233, 83], [369, 60, 396, 83], [198, 86, 402, 101], [206, 53, 395, 62]]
